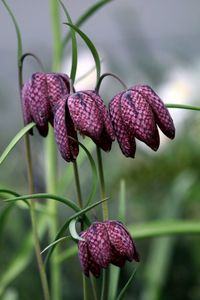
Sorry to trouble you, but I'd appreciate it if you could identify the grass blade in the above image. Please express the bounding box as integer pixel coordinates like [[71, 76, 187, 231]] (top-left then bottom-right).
[[116, 265, 138, 300], [0, 123, 36, 165]]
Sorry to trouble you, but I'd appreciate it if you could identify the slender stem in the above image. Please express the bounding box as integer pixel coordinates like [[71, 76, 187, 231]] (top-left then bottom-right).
[[48, 0, 63, 299], [90, 276, 99, 300], [100, 269, 109, 300], [166, 103, 200, 111], [96, 146, 108, 220], [95, 72, 127, 93], [73, 161, 83, 208], [83, 275, 88, 300]]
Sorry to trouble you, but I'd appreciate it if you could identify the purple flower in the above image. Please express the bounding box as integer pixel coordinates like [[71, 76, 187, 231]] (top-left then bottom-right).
[[109, 85, 175, 157], [21, 72, 70, 136], [67, 90, 115, 151], [54, 97, 79, 162], [78, 220, 139, 277]]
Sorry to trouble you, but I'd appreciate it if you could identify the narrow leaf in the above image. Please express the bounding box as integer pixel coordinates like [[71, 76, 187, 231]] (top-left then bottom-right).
[[59, 0, 77, 82], [4, 193, 80, 212], [62, 0, 113, 50], [64, 22, 101, 85], [41, 236, 71, 254], [166, 103, 200, 111], [0, 123, 36, 165], [69, 219, 85, 241], [116, 265, 138, 300]]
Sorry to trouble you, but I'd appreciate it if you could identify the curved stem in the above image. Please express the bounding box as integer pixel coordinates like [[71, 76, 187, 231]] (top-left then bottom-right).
[[166, 103, 200, 111], [95, 72, 127, 94], [20, 53, 45, 72]]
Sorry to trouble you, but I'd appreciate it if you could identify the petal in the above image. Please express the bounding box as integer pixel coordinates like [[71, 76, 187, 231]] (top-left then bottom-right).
[[68, 91, 104, 141], [29, 72, 51, 136], [84, 91, 115, 151], [109, 92, 136, 157], [120, 90, 160, 151], [46, 73, 70, 114], [86, 222, 112, 268], [21, 80, 33, 134], [132, 85, 175, 139], [105, 220, 139, 262], [54, 97, 79, 162]]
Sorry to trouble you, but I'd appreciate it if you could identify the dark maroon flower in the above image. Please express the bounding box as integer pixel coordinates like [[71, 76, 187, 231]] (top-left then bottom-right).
[[67, 91, 115, 151], [21, 72, 70, 136], [54, 97, 79, 162], [78, 220, 139, 277], [109, 85, 175, 158]]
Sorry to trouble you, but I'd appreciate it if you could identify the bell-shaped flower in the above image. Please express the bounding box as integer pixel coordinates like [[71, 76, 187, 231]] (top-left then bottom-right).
[[67, 91, 115, 151], [109, 85, 175, 157], [21, 72, 70, 136], [54, 97, 79, 162], [78, 220, 139, 277]]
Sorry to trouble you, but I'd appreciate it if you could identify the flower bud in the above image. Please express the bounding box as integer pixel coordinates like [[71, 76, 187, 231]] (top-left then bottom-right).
[[78, 220, 139, 277]]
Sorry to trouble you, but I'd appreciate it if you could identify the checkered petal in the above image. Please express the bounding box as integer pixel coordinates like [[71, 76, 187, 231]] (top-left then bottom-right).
[[105, 221, 140, 262], [120, 89, 160, 151], [68, 91, 104, 142], [54, 97, 79, 162], [109, 92, 136, 157], [21, 80, 33, 134], [132, 85, 175, 139], [86, 222, 112, 268]]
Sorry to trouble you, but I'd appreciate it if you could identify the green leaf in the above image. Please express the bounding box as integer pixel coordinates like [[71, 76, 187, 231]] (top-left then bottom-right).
[[64, 22, 101, 85], [59, 0, 77, 82], [4, 193, 81, 213], [0, 205, 13, 241], [45, 197, 109, 265], [62, 0, 113, 50], [166, 103, 200, 111], [116, 265, 138, 300], [41, 236, 71, 254], [69, 219, 85, 241], [0, 123, 36, 165]]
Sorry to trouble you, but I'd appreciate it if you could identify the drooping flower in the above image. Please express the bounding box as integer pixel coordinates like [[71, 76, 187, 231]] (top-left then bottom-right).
[[78, 220, 139, 277], [109, 85, 175, 157], [67, 90, 115, 151], [21, 72, 70, 136], [54, 97, 79, 162]]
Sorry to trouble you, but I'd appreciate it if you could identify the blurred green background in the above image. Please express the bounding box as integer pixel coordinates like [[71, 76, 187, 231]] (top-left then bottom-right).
[[0, 1, 200, 299]]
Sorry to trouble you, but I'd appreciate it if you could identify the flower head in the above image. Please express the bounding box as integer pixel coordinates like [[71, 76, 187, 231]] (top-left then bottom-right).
[[21, 72, 70, 136], [68, 90, 115, 151], [109, 85, 175, 157], [78, 220, 139, 277]]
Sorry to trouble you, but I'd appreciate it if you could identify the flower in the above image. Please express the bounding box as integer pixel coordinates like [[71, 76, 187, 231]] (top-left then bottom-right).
[[67, 90, 115, 151], [54, 97, 79, 162], [109, 85, 175, 157], [21, 72, 70, 136], [78, 220, 139, 277]]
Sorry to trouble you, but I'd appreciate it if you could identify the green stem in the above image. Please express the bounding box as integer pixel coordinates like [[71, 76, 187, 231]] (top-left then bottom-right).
[[48, 0, 63, 299], [96, 146, 108, 220], [95, 72, 127, 93], [101, 269, 109, 300], [73, 161, 83, 208]]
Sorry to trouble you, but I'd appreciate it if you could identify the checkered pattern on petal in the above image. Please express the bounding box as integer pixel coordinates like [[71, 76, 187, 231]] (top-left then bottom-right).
[[68, 91, 104, 141], [86, 222, 112, 268], [105, 220, 140, 262], [54, 97, 79, 162], [21, 80, 33, 134], [109, 92, 136, 157], [78, 231, 101, 278], [83, 91, 115, 151], [46, 73, 70, 115], [132, 85, 175, 139], [120, 90, 160, 151]]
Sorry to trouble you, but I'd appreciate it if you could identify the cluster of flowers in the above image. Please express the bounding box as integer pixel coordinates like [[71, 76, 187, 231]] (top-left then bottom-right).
[[22, 72, 175, 161], [78, 220, 139, 277]]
